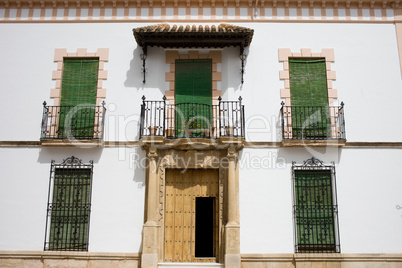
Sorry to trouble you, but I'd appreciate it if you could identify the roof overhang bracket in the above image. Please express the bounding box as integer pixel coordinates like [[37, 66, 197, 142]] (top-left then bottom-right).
[[140, 46, 147, 84], [240, 46, 246, 84]]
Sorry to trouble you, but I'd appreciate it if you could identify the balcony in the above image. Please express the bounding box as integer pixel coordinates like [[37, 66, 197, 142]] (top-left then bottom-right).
[[140, 96, 245, 145], [40, 101, 106, 145], [280, 102, 346, 146]]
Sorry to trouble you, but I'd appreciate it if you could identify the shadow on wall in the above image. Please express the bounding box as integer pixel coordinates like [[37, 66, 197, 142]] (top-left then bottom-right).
[[124, 46, 144, 89], [125, 46, 248, 97], [237, 147, 342, 175], [124, 46, 166, 97], [37, 146, 146, 186], [122, 46, 167, 141], [37, 147, 104, 165], [221, 46, 248, 95], [277, 147, 343, 166], [131, 146, 146, 185]]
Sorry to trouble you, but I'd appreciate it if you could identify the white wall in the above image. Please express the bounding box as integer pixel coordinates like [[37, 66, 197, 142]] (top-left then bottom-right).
[[1, 146, 401, 253], [0, 148, 48, 250], [241, 23, 402, 143], [239, 148, 294, 253], [0, 22, 401, 142], [336, 148, 402, 253], [239, 147, 402, 253], [0, 147, 145, 252], [0, 20, 401, 254]]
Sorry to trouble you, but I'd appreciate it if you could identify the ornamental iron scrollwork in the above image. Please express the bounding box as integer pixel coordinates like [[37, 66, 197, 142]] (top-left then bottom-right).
[[302, 157, 325, 167], [54, 156, 94, 167], [60, 156, 82, 166], [397, 205, 402, 218]]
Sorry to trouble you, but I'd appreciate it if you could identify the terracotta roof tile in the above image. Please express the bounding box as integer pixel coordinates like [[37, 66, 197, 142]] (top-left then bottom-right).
[[133, 23, 254, 49]]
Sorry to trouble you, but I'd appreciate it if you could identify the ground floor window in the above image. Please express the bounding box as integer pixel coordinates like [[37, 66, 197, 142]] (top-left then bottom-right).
[[292, 157, 340, 253], [44, 156, 93, 251]]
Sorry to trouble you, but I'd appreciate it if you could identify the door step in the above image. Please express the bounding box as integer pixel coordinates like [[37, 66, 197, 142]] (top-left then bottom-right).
[[158, 263, 224, 268]]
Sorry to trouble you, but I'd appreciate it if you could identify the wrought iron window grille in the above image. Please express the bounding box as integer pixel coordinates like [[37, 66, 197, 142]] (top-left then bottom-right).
[[44, 156, 94, 251], [292, 157, 340, 253]]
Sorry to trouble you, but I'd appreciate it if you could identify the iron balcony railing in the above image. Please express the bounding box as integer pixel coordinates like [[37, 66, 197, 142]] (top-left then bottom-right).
[[41, 101, 106, 140], [140, 96, 245, 139], [280, 102, 346, 140]]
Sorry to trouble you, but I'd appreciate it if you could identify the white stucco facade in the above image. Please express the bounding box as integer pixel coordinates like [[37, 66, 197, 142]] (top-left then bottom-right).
[[0, 23, 401, 142], [0, 2, 401, 267]]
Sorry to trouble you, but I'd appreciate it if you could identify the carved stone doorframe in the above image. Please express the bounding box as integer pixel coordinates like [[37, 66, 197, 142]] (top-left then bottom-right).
[[140, 145, 241, 268]]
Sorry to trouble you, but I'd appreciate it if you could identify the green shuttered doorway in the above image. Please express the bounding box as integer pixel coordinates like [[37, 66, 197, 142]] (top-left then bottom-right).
[[59, 59, 98, 138], [175, 59, 212, 137], [289, 58, 330, 138]]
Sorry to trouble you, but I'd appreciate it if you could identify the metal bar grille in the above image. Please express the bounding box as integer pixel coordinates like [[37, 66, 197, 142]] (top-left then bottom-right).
[[140, 96, 245, 139], [44, 156, 93, 251], [281, 103, 346, 140], [41, 102, 106, 140], [292, 157, 340, 253]]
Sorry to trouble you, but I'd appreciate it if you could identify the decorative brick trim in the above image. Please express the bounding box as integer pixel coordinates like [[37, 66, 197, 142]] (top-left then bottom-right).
[[51, 48, 109, 106], [44, 48, 109, 141], [163, 50, 222, 138], [395, 9, 402, 78], [165, 50, 222, 104], [0, 6, 396, 22], [278, 48, 339, 140], [278, 48, 337, 106]]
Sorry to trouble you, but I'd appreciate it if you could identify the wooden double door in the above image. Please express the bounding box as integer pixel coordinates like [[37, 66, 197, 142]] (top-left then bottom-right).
[[164, 169, 219, 263]]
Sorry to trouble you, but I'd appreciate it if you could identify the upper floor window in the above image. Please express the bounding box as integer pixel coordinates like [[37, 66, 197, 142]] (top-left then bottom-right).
[[174, 59, 213, 138], [278, 49, 346, 142], [292, 157, 340, 253], [289, 58, 330, 139], [44, 156, 93, 251], [57, 58, 99, 138], [134, 24, 252, 141], [41, 48, 109, 143]]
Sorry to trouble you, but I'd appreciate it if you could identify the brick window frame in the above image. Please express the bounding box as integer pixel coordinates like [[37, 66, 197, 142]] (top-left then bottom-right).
[[51, 48, 109, 107], [278, 48, 337, 106], [164, 50, 222, 105]]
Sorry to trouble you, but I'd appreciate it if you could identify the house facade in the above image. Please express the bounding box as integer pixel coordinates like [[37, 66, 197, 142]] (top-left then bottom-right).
[[0, 0, 402, 267]]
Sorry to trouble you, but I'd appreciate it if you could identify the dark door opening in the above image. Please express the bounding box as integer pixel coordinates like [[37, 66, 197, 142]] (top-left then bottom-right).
[[195, 197, 215, 258]]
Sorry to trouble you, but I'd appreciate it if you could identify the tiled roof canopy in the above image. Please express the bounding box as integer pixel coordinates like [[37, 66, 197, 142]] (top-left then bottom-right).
[[133, 23, 254, 49]]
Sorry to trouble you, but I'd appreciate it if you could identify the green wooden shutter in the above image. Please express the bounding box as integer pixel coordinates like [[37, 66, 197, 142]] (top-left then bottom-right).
[[289, 59, 330, 138], [59, 59, 99, 138], [294, 170, 336, 252], [49, 168, 92, 250], [175, 59, 212, 105], [175, 60, 212, 137]]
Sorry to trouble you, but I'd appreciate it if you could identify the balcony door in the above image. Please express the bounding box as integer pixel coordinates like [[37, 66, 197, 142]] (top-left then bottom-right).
[[175, 59, 212, 137], [59, 58, 98, 138], [289, 58, 330, 138]]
